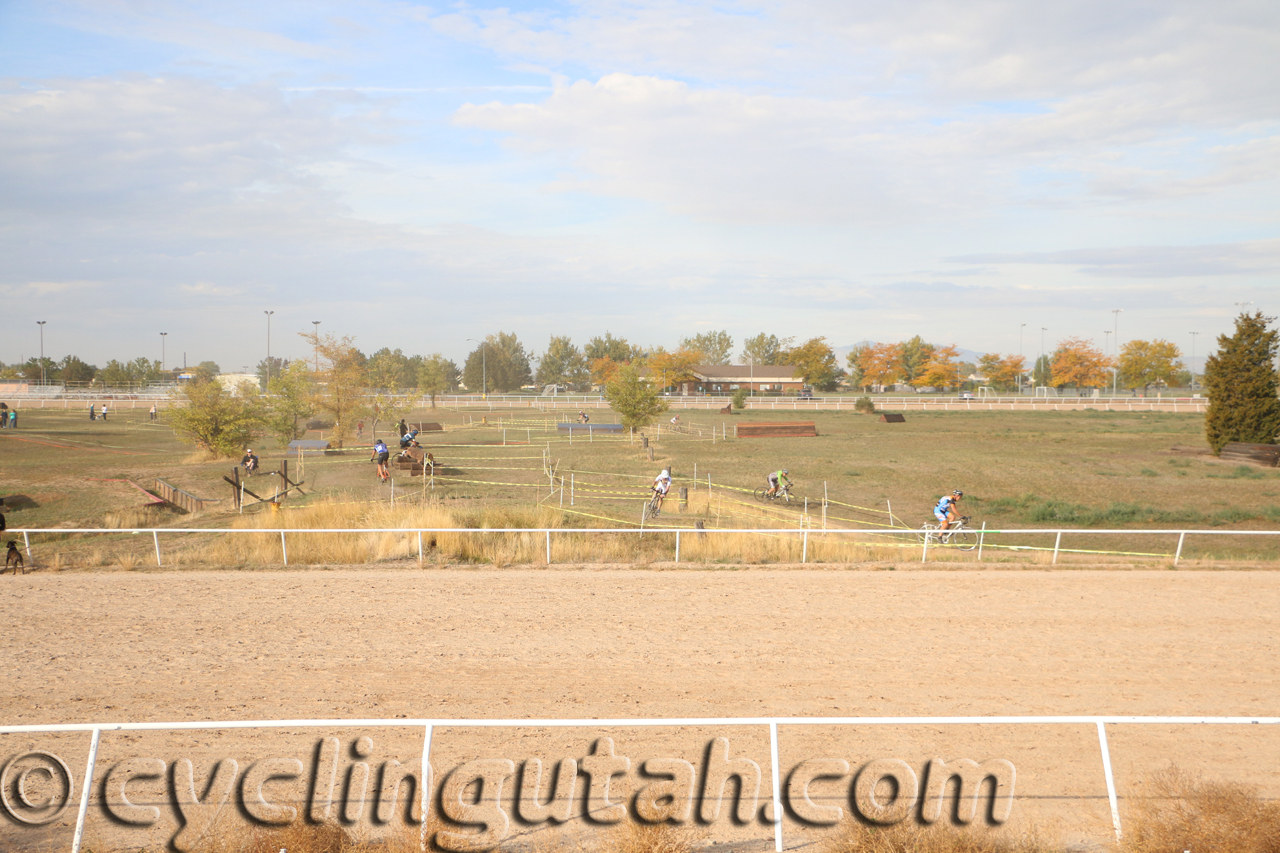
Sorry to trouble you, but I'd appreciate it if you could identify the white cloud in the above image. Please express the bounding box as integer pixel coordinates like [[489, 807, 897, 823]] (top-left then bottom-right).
[[948, 239, 1280, 278]]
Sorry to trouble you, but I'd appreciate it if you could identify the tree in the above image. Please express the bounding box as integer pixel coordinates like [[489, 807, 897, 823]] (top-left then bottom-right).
[[978, 353, 1026, 391], [536, 336, 588, 389], [263, 360, 315, 448], [193, 361, 222, 381], [305, 331, 371, 448], [1204, 311, 1280, 453], [897, 336, 936, 386], [584, 332, 642, 364], [367, 348, 415, 390], [603, 364, 668, 430], [1050, 338, 1112, 389], [464, 332, 533, 392], [647, 347, 704, 390], [20, 357, 57, 384], [57, 355, 97, 383], [167, 378, 264, 457], [418, 354, 460, 408], [1119, 339, 1182, 392], [852, 342, 902, 390], [255, 357, 287, 391], [918, 344, 961, 389], [1031, 354, 1052, 388], [782, 337, 842, 391], [680, 330, 733, 365], [741, 333, 791, 366]]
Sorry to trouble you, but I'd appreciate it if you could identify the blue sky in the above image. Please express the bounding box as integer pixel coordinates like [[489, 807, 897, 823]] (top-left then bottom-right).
[[1, 0, 1277, 371]]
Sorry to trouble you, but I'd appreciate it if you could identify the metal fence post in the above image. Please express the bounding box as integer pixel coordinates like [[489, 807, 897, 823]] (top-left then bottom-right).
[[802, 530, 808, 563], [153, 531, 162, 566], [546, 530, 552, 565], [281, 531, 288, 566], [675, 530, 681, 563], [978, 521, 986, 560], [1052, 531, 1062, 565], [1175, 531, 1186, 565]]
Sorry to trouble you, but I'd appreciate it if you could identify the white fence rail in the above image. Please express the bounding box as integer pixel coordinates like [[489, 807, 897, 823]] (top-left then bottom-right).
[[2, 714, 1277, 853], [9, 526, 1278, 567]]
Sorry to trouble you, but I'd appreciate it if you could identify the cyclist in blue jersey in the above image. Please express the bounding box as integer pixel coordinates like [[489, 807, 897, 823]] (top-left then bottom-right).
[[935, 490, 963, 531], [372, 439, 390, 482]]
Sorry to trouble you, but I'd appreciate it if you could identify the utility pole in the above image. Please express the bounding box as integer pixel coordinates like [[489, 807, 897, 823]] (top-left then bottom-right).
[[1189, 331, 1198, 391], [264, 310, 274, 382], [312, 321, 321, 372], [160, 332, 167, 373], [1019, 323, 1026, 392], [1111, 309, 1123, 394], [36, 321, 46, 385]]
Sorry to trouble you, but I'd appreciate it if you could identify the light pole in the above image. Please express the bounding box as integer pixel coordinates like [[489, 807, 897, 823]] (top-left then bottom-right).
[[311, 321, 321, 372], [160, 332, 167, 373], [747, 354, 754, 397], [1189, 331, 1198, 391], [1019, 323, 1026, 392], [36, 321, 46, 385], [1111, 309, 1123, 394], [467, 338, 487, 398], [264, 311, 274, 382]]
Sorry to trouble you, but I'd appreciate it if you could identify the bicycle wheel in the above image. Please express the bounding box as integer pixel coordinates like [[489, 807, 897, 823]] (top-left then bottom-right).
[[754, 488, 769, 502], [917, 524, 936, 545], [952, 529, 978, 551], [646, 496, 661, 519]]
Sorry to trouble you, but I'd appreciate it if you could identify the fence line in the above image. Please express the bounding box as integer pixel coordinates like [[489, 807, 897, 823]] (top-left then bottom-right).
[[10, 526, 1279, 568], [3, 714, 1277, 853]]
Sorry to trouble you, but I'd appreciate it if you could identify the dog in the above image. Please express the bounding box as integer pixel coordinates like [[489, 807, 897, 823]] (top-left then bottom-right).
[[5, 541, 23, 575]]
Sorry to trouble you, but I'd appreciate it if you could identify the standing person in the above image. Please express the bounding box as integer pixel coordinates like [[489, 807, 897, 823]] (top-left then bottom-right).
[[935, 490, 963, 531], [149, 404, 157, 421], [89, 403, 96, 421], [0, 402, 7, 429], [100, 403, 109, 421], [397, 419, 408, 438], [357, 420, 364, 439], [8, 410, 16, 429]]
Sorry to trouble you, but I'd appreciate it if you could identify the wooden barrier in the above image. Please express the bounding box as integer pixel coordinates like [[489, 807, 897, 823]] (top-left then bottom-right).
[[153, 479, 208, 513], [736, 421, 817, 438], [879, 413, 906, 423], [1220, 442, 1280, 467]]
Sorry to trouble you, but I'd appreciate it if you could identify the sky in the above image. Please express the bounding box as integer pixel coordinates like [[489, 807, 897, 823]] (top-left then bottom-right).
[[1, 0, 1277, 372]]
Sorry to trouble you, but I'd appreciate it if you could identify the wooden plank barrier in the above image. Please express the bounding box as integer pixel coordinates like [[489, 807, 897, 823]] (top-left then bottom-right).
[[1219, 442, 1280, 467], [736, 421, 817, 438], [879, 413, 906, 423], [152, 479, 208, 513]]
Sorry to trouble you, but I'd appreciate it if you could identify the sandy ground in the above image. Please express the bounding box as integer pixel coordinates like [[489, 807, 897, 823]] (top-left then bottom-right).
[[2, 566, 1278, 851]]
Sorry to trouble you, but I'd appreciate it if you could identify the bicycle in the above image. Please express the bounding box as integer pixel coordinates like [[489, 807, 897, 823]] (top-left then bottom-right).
[[645, 487, 665, 520], [917, 515, 977, 550], [754, 483, 794, 503]]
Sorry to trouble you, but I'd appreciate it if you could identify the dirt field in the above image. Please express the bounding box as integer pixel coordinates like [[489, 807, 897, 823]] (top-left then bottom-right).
[[3, 566, 1278, 851]]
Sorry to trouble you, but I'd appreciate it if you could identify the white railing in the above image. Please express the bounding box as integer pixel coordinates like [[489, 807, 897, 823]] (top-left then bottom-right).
[[9, 526, 1277, 567], [2, 713, 1277, 853]]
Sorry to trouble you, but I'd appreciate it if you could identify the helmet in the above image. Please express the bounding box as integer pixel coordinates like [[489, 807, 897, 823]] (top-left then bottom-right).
[[782, 469, 789, 475], [952, 489, 963, 497]]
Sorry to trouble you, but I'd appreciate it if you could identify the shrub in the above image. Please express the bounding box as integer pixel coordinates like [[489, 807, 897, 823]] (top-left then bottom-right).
[[731, 388, 748, 409], [855, 396, 876, 414]]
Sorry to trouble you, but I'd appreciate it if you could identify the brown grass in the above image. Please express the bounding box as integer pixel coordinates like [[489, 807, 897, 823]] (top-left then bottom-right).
[[1117, 765, 1280, 853], [817, 819, 1058, 853], [605, 821, 703, 853]]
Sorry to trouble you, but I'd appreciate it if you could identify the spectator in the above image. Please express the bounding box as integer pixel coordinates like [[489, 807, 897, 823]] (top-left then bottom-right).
[[241, 448, 259, 475], [149, 404, 157, 421]]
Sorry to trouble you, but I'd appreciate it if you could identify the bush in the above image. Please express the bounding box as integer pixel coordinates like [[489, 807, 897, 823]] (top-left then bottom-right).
[[855, 396, 876, 414], [731, 388, 748, 409], [1204, 311, 1280, 453], [166, 378, 264, 458]]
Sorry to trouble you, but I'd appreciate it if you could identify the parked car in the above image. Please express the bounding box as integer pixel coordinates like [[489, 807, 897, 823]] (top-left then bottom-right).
[[958, 391, 975, 399], [797, 388, 814, 398]]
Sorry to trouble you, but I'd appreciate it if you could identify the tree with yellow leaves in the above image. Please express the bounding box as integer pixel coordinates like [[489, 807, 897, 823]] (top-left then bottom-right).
[[1118, 339, 1182, 392], [851, 342, 902, 390], [977, 353, 1026, 391], [1050, 337, 1112, 389], [918, 344, 962, 389]]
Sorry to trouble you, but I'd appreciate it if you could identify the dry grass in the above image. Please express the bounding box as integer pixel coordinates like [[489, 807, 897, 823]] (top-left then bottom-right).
[[605, 821, 703, 853], [817, 819, 1058, 853], [1117, 765, 1280, 853]]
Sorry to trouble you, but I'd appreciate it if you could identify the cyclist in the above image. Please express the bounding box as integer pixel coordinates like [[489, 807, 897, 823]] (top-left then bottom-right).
[[399, 429, 420, 450], [766, 468, 790, 498], [372, 439, 390, 482], [935, 490, 963, 531], [651, 467, 673, 513], [578, 410, 590, 424]]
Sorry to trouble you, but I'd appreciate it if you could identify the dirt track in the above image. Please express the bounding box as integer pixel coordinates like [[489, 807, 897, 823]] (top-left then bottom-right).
[[2, 566, 1278, 851]]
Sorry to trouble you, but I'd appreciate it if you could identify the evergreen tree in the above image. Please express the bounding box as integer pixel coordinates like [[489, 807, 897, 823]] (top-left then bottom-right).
[[1204, 311, 1280, 453]]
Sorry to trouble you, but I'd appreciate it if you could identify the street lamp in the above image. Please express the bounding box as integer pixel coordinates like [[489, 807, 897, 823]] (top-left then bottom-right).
[[1038, 327, 1047, 396], [1111, 309, 1123, 394], [311, 321, 321, 372], [1189, 331, 1199, 391], [36, 321, 46, 385], [264, 311, 274, 382], [467, 338, 487, 398], [1019, 323, 1026, 392], [160, 332, 167, 373]]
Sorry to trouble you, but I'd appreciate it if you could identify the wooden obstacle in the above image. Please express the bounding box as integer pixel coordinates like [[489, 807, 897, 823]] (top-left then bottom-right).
[[1219, 442, 1280, 467], [735, 421, 817, 438], [879, 413, 906, 423], [223, 461, 306, 510], [152, 479, 208, 513], [409, 422, 443, 432], [719, 405, 733, 414]]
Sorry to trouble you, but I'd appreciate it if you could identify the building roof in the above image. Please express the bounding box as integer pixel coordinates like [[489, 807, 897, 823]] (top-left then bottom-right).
[[692, 365, 801, 382]]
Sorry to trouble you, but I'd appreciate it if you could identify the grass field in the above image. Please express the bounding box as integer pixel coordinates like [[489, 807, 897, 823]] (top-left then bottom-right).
[[1, 405, 1277, 566]]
